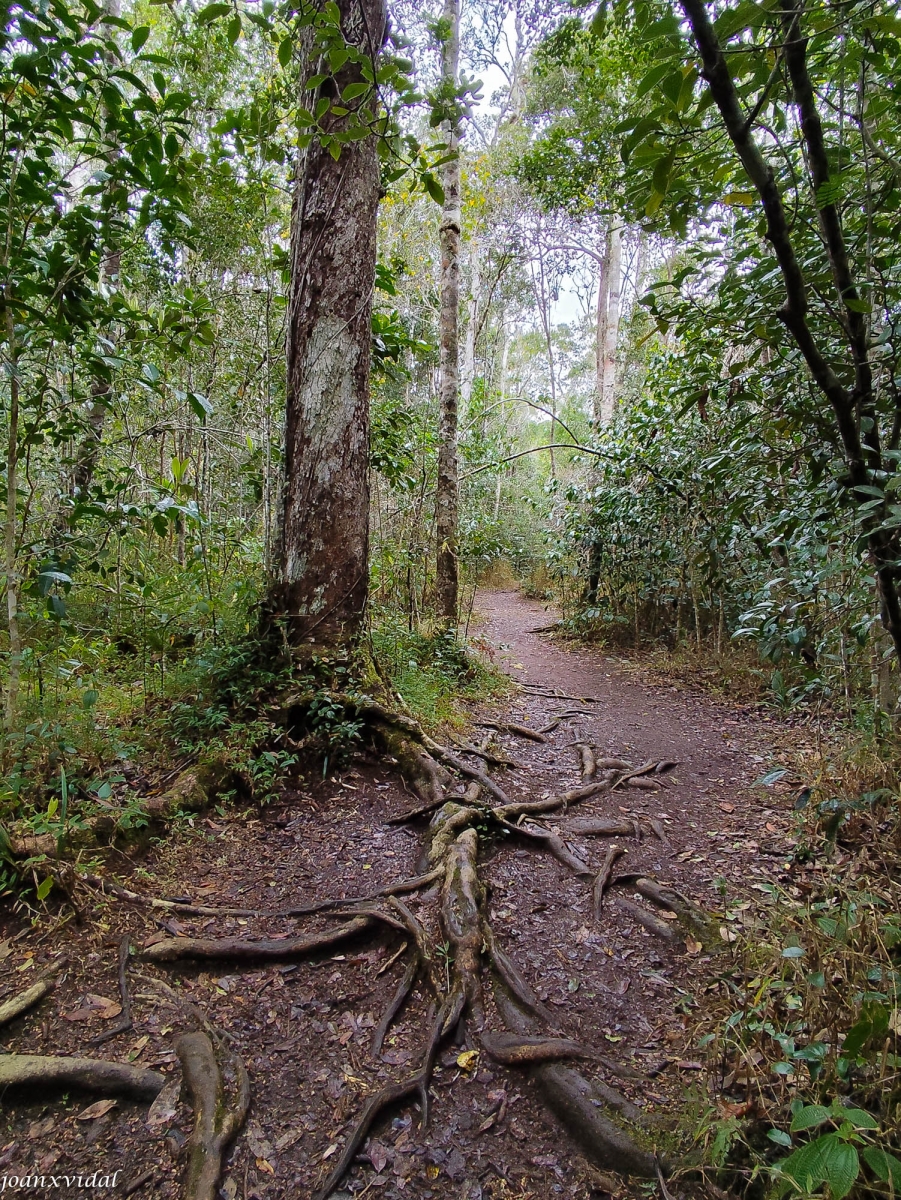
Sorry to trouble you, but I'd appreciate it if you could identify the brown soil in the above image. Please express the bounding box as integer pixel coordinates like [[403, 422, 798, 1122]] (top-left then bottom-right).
[[0, 590, 802, 1200]]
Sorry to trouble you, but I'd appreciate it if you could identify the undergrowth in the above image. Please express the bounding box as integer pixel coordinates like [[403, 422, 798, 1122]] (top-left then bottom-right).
[[694, 774, 901, 1199], [0, 602, 506, 900]]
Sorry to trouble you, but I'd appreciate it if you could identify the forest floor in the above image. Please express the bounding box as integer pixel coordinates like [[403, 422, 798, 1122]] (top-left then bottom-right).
[[0, 589, 810, 1200]]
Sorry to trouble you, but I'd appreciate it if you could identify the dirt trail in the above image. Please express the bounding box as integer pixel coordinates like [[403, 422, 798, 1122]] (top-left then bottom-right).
[[0, 590, 797, 1200]]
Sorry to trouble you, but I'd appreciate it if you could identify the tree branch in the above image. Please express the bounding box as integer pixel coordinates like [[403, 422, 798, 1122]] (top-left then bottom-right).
[[781, 0, 877, 463], [678, 0, 869, 488]]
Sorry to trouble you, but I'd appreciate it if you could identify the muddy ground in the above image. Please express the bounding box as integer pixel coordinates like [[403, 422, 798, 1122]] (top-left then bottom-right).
[[0, 590, 805, 1199]]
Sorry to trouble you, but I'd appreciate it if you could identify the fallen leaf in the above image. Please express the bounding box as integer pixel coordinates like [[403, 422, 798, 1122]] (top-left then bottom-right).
[[275, 1129, 304, 1152], [718, 803, 735, 814], [456, 1049, 479, 1072], [322, 1144, 339, 1161], [146, 1076, 181, 1129], [127, 1035, 149, 1062], [369, 1141, 390, 1174], [256, 1159, 275, 1176], [426, 1165, 440, 1180], [719, 925, 738, 943], [0, 939, 11, 961], [676, 1060, 704, 1071], [685, 940, 703, 956], [76, 1099, 117, 1122], [512, 663, 525, 670]]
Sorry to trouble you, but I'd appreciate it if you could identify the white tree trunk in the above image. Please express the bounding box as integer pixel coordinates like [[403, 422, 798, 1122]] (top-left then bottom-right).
[[600, 223, 622, 424]]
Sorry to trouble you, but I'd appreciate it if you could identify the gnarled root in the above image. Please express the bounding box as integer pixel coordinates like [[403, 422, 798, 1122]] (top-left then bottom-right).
[[176, 1031, 249, 1200], [441, 828, 485, 1030], [533, 1063, 660, 1177], [0, 1054, 164, 1101], [140, 916, 373, 963]]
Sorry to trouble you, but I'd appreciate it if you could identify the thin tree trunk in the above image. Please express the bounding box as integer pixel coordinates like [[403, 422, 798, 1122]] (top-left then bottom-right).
[[460, 236, 479, 410], [268, 0, 387, 651], [600, 223, 621, 424], [4, 305, 20, 733], [435, 0, 462, 628], [594, 231, 610, 427]]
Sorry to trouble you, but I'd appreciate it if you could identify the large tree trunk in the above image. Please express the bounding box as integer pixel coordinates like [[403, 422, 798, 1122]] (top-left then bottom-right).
[[435, 0, 462, 628], [268, 0, 387, 651]]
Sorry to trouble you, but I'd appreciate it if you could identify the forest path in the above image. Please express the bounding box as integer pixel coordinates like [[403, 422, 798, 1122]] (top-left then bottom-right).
[[1, 592, 799, 1200]]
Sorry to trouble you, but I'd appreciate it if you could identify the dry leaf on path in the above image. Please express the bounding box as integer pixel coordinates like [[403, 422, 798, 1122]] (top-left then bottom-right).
[[76, 1099, 117, 1122]]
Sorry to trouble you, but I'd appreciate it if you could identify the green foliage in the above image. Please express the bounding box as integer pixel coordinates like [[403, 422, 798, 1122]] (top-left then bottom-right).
[[369, 624, 507, 731]]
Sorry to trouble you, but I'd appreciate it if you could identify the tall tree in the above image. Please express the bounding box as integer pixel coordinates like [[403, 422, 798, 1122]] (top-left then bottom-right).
[[599, 222, 621, 423], [268, 0, 388, 652], [435, 0, 462, 627]]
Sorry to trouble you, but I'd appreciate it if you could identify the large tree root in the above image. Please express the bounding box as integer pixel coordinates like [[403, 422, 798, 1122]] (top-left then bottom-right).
[[0, 1054, 164, 1100], [176, 1031, 249, 1200], [139, 916, 373, 963]]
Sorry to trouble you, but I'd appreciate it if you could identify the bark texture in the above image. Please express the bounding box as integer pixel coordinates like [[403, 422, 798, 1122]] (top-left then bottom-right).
[[595, 224, 621, 425], [435, 0, 462, 627], [269, 0, 387, 651]]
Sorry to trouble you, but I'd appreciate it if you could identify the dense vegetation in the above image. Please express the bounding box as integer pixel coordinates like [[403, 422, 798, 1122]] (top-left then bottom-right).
[[4, 0, 901, 1193]]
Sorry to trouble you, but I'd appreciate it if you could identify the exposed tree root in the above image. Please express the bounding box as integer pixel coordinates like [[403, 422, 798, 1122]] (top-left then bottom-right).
[[454, 739, 517, 768], [538, 709, 595, 735], [521, 685, 598, 704], [176, 1031, 250, 1200], [494, 774, 616, 822], [593, 846, 625, 918], [441, 827, 485, 1029], [285, 869, 444, 910], [78, 873, 263, 918], [483, 927, 554, 1027], [476, 719, 548, 743], [0, 1054, 165, 1100], [626, 877, 722, 950], [314, 997, 455, 1200], [613, 896, 681, 942], [139, 916, 373, 963], [490, 957, 661, 1177], [480, 1031, 596, 1066], [371, 953, 420, 1057], [497, 817, 592, 878], [566, 817, 645, 839], [573, 742, 597, 780], [91, 936, 133, 1047], [0, 956, 67, 1028]]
